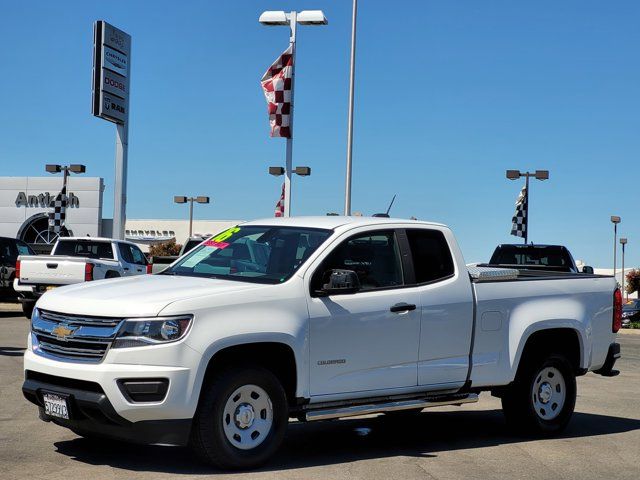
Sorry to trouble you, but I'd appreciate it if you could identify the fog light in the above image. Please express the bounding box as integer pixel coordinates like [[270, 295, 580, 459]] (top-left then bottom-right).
[[117, 379, 169, 403]]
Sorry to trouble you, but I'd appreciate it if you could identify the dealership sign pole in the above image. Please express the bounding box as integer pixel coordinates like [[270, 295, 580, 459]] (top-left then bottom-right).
[[92, 21, 131, 240]]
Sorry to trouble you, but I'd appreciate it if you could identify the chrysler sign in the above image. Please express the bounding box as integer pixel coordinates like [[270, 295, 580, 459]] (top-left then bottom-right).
[[92, 21, 130, 124]]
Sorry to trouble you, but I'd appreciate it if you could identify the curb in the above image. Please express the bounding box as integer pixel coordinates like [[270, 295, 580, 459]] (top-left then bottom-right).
[[619, 328, 640, 336]]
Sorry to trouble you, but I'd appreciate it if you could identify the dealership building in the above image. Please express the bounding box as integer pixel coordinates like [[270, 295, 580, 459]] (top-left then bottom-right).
[[0, 177, 238, 251]]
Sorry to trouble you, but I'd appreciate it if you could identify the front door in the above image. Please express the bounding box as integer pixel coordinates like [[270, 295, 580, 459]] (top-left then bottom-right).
[[307, 229, 421, 397]]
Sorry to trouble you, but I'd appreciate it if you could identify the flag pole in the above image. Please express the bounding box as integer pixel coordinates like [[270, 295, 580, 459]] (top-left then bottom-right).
[[284, 11, 297, 218], [344, 0, 358, 216], [524, 174, 529, 244]]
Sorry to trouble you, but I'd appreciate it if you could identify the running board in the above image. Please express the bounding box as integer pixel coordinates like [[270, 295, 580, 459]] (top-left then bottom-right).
[[304, 393, 479, 422]]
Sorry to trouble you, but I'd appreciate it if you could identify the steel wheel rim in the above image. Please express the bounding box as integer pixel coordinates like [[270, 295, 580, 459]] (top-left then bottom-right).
[[222, 384, 273, 450], [532, 366, 566, 421]]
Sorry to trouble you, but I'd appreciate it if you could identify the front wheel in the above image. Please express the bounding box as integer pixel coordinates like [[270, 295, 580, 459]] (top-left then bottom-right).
[[190, 366, 288, 470], [502, 354, 576, 435]]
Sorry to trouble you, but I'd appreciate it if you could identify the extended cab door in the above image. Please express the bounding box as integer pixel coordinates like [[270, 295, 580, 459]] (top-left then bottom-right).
[[404, 228, 474, 388], [306, 228, 421, 397], [117, 243, 147, 276]]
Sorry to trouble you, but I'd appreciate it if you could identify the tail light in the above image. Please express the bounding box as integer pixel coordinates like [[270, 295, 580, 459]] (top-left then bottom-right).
[[15, 260, 21, 279], [85, 263, 95, 281], [613, 288, 622, 333], [146, 263, 152, 274]]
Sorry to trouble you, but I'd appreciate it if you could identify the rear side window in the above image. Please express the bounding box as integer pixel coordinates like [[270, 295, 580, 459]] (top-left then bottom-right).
[[406, 229, 454, 284], [55, 240, 114, 259]]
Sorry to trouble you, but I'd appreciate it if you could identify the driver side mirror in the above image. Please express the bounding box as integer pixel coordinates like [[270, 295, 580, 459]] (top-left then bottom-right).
[[582, 265, 594, 274], [318, 269, 361, 296]]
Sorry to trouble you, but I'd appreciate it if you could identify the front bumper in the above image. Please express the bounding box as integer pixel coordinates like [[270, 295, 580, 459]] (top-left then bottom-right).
[[22, 371, 191, 446], [23, 348, 198, 422], [594, 342, 621, 377]]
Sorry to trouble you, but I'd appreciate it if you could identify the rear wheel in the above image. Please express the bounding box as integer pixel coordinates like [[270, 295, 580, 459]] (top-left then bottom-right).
[[502, 354, 576, 434], [190, 366, 288, 470]]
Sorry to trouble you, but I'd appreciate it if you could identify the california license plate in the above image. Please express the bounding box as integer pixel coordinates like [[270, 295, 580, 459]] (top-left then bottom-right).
[[43, 393, 69, 419]]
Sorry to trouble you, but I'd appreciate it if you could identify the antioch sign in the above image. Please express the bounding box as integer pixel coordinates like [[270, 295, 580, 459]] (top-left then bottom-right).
[[15, 192, 80, 208], [92, 21, 130, 124]]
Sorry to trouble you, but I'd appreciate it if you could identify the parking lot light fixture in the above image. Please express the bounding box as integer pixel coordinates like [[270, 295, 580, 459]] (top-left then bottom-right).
[[505, 169, 550, 244], [611, 216, 621, 277], [174, 195, 211, 237], [620, 237, 628, 300], [259, 9, 327, 217], [46, 163, 86, 192]]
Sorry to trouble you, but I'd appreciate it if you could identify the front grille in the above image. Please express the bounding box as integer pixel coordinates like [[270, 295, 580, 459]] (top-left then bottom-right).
[[31, 309, 124, 363]]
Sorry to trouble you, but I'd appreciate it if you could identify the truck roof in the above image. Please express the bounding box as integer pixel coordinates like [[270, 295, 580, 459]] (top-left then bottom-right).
[[240, 216, 445, 230]]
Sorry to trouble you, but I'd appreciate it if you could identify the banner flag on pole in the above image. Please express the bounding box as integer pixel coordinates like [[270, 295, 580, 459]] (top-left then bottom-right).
[[510, 184, 527, 238], [275, 183, 285, 217], [261, 46, 293, 138], [48, 185, 67, 234]]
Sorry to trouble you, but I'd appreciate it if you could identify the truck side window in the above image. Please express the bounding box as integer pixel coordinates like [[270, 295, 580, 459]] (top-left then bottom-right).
[[314, 230, 403, 291], [129, 245, 148, 265], [406, 229, 454, 284]]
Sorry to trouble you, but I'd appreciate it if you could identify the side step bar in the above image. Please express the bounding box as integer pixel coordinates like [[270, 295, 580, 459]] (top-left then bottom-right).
[[304, 393, 479, 422]]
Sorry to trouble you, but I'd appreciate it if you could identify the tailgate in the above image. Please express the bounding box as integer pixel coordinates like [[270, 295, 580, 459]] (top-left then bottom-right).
[[18, 256, 87, 286]]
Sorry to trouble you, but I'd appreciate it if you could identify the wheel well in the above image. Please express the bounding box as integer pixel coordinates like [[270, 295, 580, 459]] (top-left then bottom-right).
[[519, 328, 581, 373], [202, 342, 297, 406], [105, 271, 120, 278]]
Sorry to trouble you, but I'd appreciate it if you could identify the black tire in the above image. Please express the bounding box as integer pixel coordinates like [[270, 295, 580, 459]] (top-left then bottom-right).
[[22, 301, 34, 319], [105, 271, 120, 279], [502, 353, 576, 435], [190, 366, 288, 470]]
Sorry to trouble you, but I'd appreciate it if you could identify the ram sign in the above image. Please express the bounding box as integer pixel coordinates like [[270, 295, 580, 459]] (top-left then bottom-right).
[[92, 21, 131, 124]]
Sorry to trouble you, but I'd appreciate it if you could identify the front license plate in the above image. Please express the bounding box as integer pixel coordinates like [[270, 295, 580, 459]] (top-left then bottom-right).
[[46, 286, 57, 291], [43, 393, 69, 419]]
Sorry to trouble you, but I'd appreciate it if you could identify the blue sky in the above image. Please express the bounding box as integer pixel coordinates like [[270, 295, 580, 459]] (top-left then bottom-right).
[[1, 0, 638, 267]]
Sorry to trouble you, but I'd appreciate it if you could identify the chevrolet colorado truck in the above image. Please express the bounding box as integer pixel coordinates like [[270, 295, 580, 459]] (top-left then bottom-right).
[[22, 217, 621, 469], [14, 237, 151, 318]]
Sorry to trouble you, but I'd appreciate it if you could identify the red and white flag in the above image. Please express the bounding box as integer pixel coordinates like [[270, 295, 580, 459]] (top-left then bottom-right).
[[261, 46, 293, 138], [275, 183, 285, 217]]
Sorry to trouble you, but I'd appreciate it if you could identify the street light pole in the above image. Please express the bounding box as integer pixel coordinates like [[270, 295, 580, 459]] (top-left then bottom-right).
[[174, 196, 210, 238], [620, 237, 628, 300], [506, 169, 549, 244], [611, 216, 621, 277], [283, 11, 297, 218], [344, 0, 358, 216], [260, 10, 327, 217]]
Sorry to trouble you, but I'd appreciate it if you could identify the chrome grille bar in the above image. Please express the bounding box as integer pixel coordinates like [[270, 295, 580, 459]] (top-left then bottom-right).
[[32, 310, 124, 363]]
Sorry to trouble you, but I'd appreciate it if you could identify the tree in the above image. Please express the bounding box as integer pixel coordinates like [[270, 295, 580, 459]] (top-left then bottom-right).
[[625, 269, 640, 297], [149, 239, 182, 257]]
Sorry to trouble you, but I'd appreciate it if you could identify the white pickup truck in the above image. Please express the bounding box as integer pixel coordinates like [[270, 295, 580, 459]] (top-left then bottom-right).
[[15, 237, 150, 318], [22, 217, 621, 470]]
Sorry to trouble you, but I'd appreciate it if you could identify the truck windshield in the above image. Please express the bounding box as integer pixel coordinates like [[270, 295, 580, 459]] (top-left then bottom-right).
[[164, 226, 332, 284]]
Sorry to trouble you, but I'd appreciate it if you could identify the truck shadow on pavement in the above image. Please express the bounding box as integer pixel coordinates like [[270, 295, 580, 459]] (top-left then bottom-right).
[[52, 409, 640, 474]]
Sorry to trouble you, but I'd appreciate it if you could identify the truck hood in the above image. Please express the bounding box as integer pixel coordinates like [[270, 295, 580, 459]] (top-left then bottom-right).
[[36, 274, 269, 317]]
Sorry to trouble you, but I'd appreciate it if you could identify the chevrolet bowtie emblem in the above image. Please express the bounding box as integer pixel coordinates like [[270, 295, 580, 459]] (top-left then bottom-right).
[[51, 324, 77, 341]]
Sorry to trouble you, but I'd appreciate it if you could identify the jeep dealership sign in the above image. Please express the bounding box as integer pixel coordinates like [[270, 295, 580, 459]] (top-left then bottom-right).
[[92, 21, 130, 124]]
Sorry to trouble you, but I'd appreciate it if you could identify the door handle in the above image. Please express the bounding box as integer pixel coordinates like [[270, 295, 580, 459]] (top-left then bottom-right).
[[390, 303, 417, 313]]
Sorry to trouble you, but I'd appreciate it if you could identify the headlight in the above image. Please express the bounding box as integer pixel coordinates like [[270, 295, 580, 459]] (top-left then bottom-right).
[[112, 316, 193, 348], [622, 311, 632, 318]]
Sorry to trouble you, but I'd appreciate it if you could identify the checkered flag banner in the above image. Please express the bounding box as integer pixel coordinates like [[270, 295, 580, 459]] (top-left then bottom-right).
[[510, 184, 528, 238], [261, 45, 293, 138], [275, 183, 285, 217], [48, 185, 67, 234]]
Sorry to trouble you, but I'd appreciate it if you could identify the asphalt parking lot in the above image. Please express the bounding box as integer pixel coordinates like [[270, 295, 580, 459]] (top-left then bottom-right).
[[1, 309, 639, 480]]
